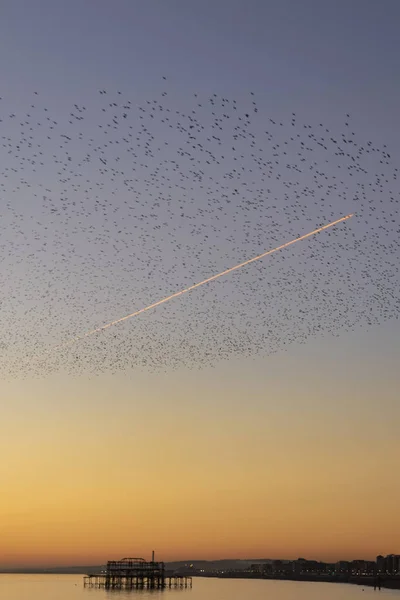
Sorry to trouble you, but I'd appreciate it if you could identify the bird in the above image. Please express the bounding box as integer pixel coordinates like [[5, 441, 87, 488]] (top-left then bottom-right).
[[0, 84, 398, 379]]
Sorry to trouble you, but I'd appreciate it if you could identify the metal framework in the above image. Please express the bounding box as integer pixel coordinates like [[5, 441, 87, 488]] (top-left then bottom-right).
[[83, 556, 192, 590]]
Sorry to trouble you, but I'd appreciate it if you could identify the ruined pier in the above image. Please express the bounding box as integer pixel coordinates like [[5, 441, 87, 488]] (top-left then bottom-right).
[[84, 556, 192, 590]]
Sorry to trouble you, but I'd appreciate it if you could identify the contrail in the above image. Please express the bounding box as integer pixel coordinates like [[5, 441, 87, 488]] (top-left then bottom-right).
[[52, 214, 354, 353]]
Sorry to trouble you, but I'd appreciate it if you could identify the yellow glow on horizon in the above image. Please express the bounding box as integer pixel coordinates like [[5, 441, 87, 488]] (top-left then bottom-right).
[[1, 346, 399, 568]]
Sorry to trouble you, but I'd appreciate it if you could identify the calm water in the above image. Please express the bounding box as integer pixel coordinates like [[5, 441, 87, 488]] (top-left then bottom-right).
[[1, 575, 400, 600]]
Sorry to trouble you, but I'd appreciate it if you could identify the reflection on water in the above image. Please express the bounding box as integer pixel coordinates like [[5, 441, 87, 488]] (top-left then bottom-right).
[[0, 574, 400, 600]]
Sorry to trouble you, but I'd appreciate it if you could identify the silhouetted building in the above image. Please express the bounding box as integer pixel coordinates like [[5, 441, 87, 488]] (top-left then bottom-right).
[[376, 554, 400, 575], [336, 561, 351, 574], [376, 555, 385, 573], [250, 563, 263, 574], [386, 555, 400, 575]]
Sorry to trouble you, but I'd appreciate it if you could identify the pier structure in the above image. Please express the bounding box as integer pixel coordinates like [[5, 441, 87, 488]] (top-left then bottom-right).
[[83, 556, 192, 590]]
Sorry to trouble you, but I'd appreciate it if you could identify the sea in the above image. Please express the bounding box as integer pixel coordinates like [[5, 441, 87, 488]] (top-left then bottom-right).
[[1, 575, 400, 600]]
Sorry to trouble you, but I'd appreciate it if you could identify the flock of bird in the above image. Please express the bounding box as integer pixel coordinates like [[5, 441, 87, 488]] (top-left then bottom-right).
[[0, 84, 399, 378]]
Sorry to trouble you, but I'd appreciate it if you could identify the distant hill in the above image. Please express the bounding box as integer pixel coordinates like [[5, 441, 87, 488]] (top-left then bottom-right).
[[166, 559, 273, 573]]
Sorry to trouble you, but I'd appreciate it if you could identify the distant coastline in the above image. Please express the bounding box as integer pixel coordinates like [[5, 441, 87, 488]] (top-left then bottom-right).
[[0, 568, 399, 590], [192, 572, 400, 590]]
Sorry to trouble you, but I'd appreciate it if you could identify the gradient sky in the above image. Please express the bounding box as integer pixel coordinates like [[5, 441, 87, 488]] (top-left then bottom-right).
[[1, 0, 400, 567]]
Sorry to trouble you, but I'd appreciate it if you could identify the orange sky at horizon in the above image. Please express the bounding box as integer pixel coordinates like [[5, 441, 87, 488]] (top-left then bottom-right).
[[1, 325, 399, 568]]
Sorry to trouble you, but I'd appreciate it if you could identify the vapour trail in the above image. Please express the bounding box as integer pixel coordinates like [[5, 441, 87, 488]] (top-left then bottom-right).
[[52, 214, 354, 353]]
